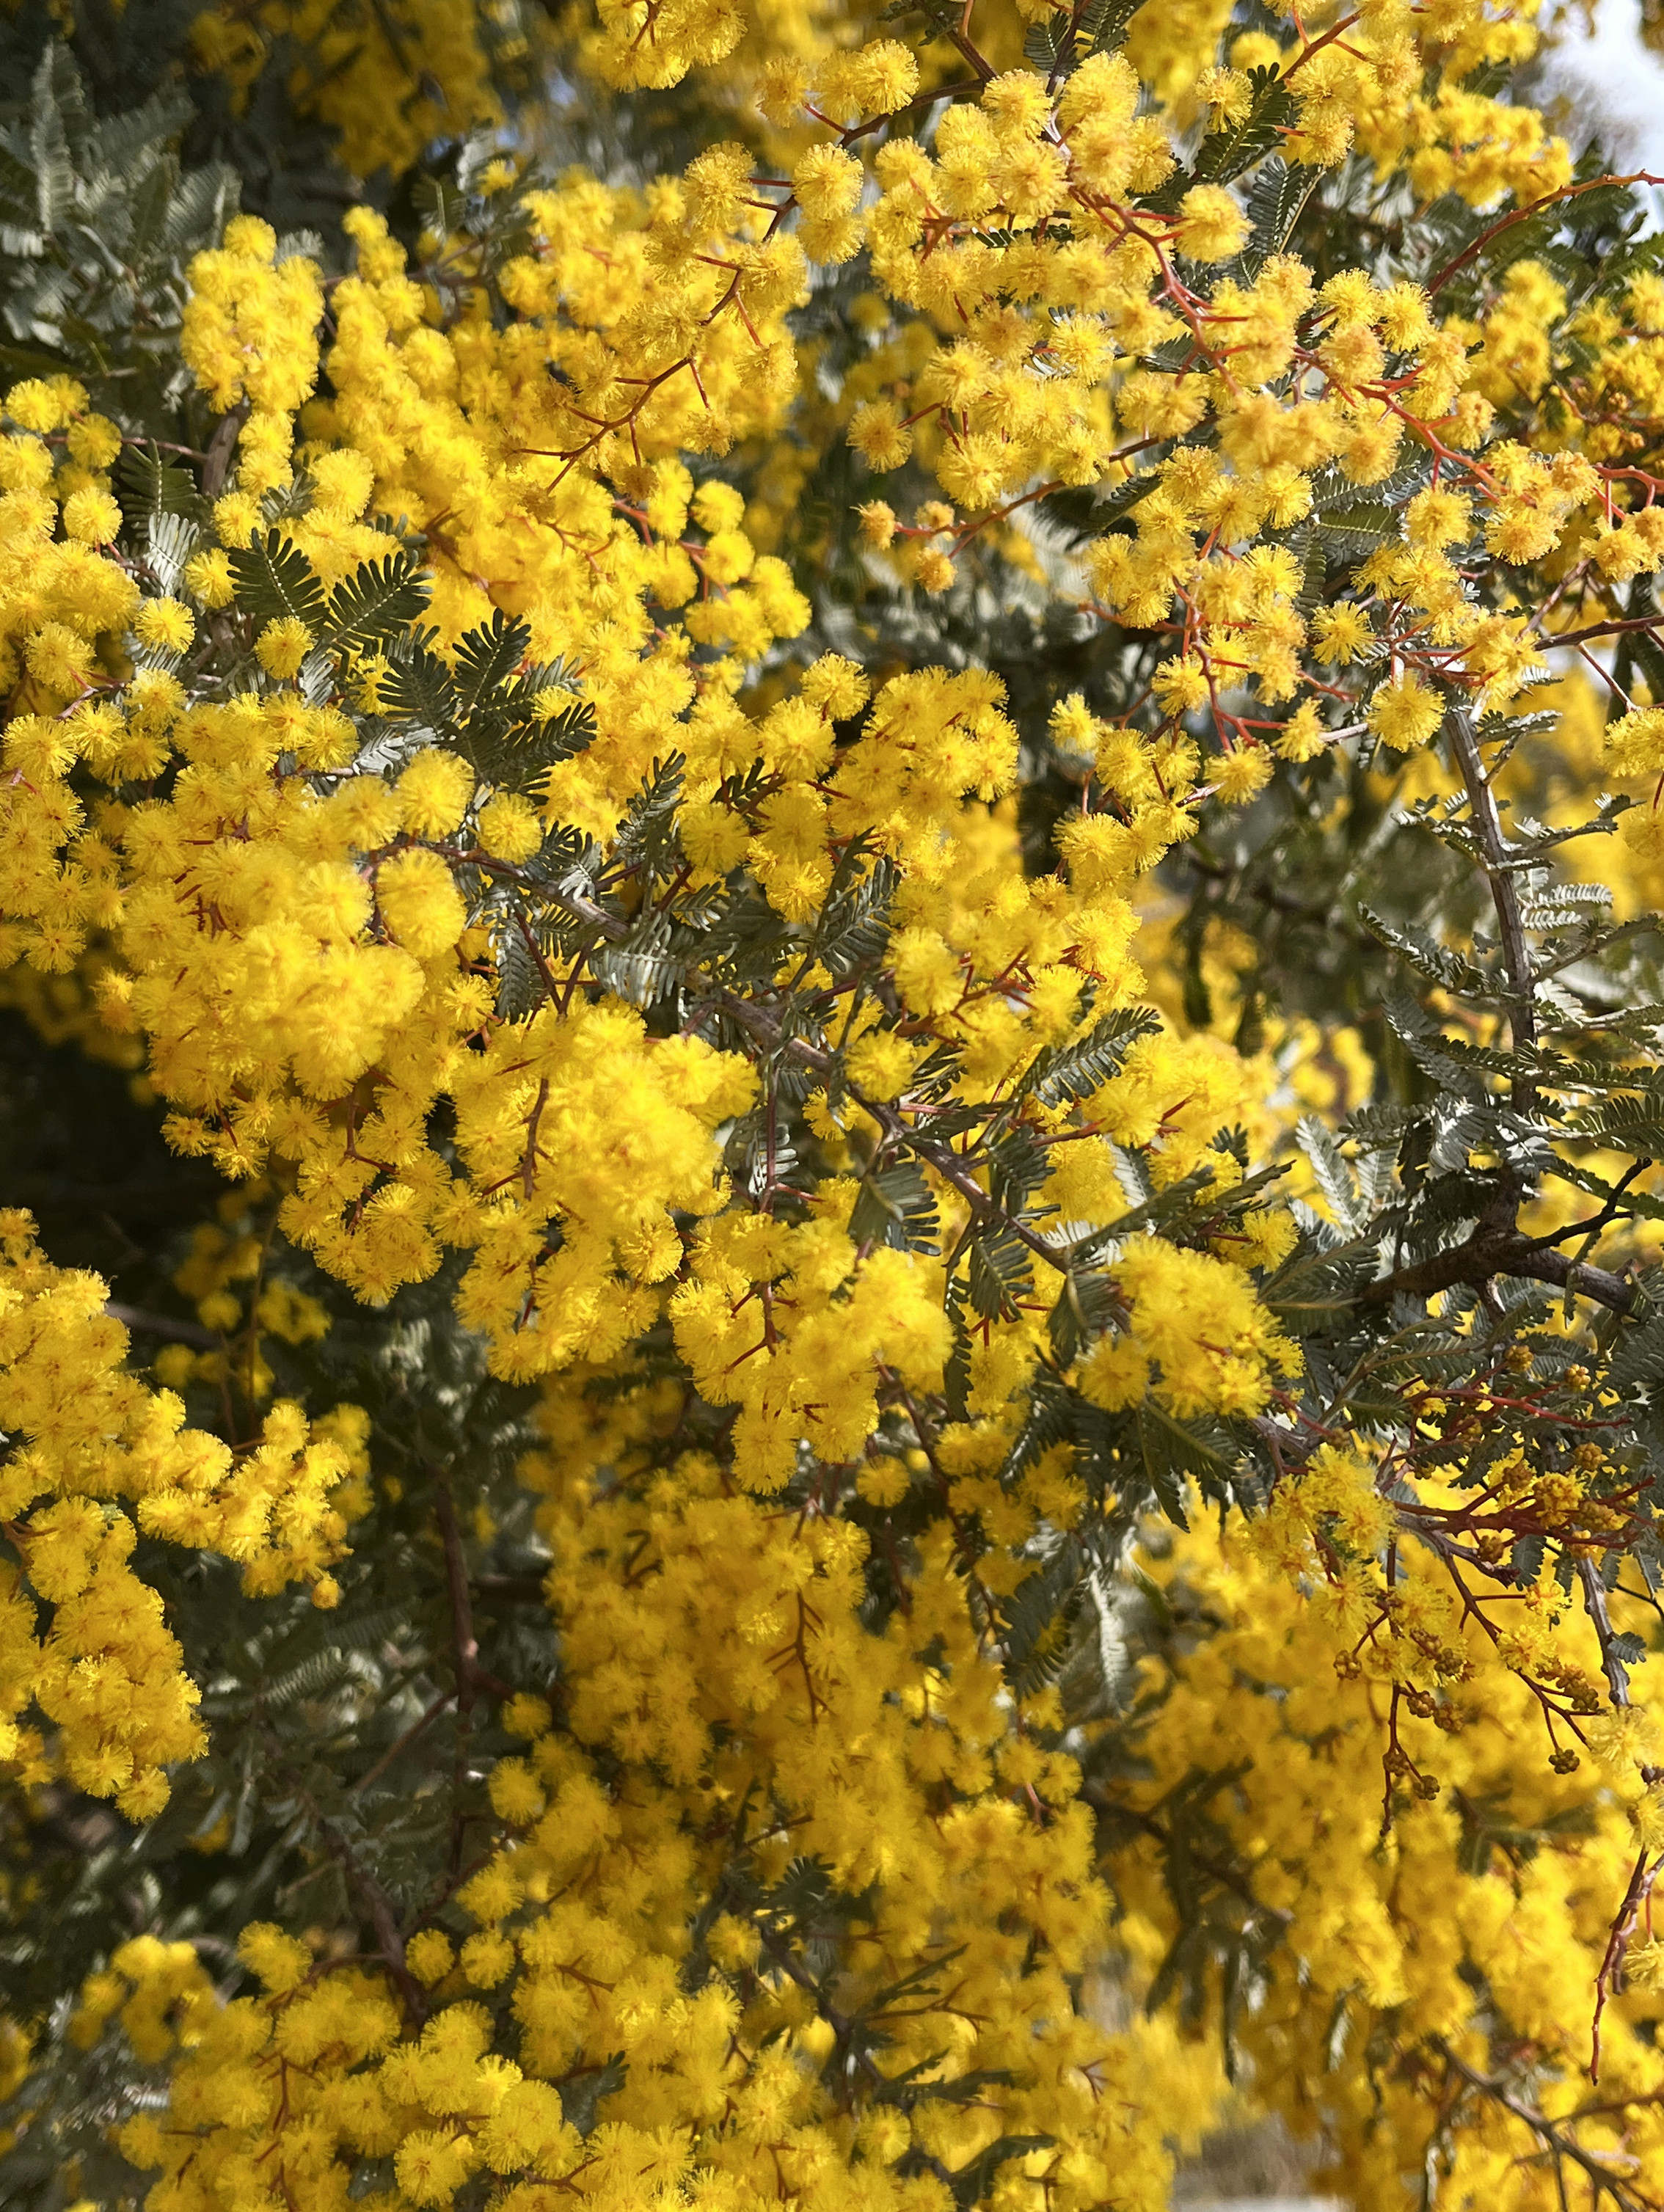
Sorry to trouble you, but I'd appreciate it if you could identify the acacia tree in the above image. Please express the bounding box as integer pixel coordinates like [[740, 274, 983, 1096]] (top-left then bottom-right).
[[8, 0, 1664, 2205]]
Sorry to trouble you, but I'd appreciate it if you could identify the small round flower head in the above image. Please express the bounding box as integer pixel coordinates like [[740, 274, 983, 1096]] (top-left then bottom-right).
[[1175, 183, 1249, 263], [5, 378, 68, 431], [62, 486, 121, 545], [856, 1456, 911, 1507], [1314, 605, 1373, 665], [255, 616, 313, 679], [224, 213, 278, 263], [377, 847, 469, 959], [756, 56, 811, 125], [800, 654, 869, 719], [134, 599, 196, 654], [1406, 486, 1473, 550], [184, 547, 236, 607], [406, 1930, 456, 1985], [814, 39, 919, 124], [1153, 657, 1211, 716], [1274, 702, 1330, 762], [848, 401, 912, 471], [25, 620, 93, 693], [1366, 669, 1444, 751], [398, 748, 475, 836], [66, 414, 122, 468], [214, 490, 260, 547], [1619, 802, 1664, 861], [1605, 707, 1664, 778], [856, 499, 897, 547], [502, 1691, 552, 1738], [237, 1922, 310, 1994], [792, 145, 862, 222], [478, 792, 544, 862], [1214, 743, 1274, 803], [461, 1930, 515, 1987], [395, 2130, 471, 2205], [691, 479, 745, 533]]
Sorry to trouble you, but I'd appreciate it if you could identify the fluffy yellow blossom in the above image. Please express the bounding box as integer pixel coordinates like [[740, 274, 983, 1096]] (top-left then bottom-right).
[[7, 5, 1664, 2209]]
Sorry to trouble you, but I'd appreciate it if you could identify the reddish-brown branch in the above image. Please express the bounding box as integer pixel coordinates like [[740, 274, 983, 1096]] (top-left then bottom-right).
[[1593, 1847, 1663, 2081], [1428, 173, 1664, 299]]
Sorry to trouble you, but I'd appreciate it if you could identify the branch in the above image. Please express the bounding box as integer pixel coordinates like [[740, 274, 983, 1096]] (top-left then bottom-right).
[[314, 1816, 429, 2029], [1539, 612, 1664, 651], [431, 1471, 514, 1884], [460, 855, 1073, 1274], [1357, 1224, 1635, 1316], [1426, 172, 1664, 299], [838, 75, 984, 145], [1593, 1847, 1664, 2081], [352, 1690, 456, 1797], [106, 1301, 221, 1348], [432, 1474, 515, 1707], [200, 401, 249, 499], [1336, 713, 1647, 1324], [1448, 704, 1536, 1112], [709, 990, 1069, 1271], [274, 1759, 429, 2029], [472, 801, 1641, 1329], [1434, 2038, 1660, 2208], [932, 12, 995, 83], [1580, 1556, 1636, 1708], [1103, 1797, 1292, 1925]]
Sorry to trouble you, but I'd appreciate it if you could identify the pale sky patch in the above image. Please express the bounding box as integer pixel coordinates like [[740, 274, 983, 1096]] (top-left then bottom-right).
[[1539, 0, 1664, 180]]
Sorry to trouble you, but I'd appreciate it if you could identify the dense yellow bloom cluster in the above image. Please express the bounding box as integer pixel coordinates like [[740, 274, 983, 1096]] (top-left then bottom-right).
[[0, 181, 1302, 1438], [0, 1216, 356, 1821], [12, 0, 1664, 2202], [0, 54, 1310, 2194], [189, 1, 502, 180], [1126, 1499, 1664, 2202], [106, 1387, 1235, 2212]]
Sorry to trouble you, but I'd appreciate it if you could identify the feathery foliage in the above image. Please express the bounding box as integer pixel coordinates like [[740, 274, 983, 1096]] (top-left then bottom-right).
[[8, 6, 1664, 2212]]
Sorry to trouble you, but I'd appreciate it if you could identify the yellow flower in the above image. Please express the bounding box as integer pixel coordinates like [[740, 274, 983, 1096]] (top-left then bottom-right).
[[1366, 670, 1445, 751], [477, 793, 543, 862], [1175, 183, 1249, 262], [134, 598, 196, 653], [255, 616, 313, 679], [61, 486, 122, 544]]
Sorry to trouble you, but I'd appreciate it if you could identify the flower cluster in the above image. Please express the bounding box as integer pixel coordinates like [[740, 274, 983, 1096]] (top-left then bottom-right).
[[0, 1215, 357, 1819], [1120, 1477, 1664, 2202], [11, 0, 1664, 2204]]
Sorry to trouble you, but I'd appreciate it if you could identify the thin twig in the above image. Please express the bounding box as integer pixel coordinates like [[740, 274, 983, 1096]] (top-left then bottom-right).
[[352, 1690, 456, 1797], [284, 1776, 427, 2029], [1447, 704, 1536, 1110], [431, 1471, 514, 1886], [106, 1302, 221, 1349], [1426, 172, 1664, 299], [1435, 2038, 1659, 2205]]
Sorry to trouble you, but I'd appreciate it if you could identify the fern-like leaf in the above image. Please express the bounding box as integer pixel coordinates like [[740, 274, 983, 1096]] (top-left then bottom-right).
[[324, 550, 430, 653], [1021, 1005, 1160, 1109], [849, 1161, 940, 1254], [116, 442, 199, 534], [227, 528, 326, 628], [453, 606, 531, 718]]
